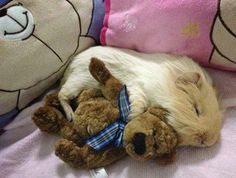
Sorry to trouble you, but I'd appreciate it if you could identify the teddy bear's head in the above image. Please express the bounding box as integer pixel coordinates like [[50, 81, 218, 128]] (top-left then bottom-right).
[[123, 107, 178, 161]]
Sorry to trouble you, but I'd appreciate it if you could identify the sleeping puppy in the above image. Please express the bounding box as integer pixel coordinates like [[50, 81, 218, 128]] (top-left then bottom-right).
[[59, 46, 222, 147]]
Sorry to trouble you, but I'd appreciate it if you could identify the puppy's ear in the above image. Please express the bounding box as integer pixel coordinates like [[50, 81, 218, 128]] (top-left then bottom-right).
[[175, 72, 202, 89]]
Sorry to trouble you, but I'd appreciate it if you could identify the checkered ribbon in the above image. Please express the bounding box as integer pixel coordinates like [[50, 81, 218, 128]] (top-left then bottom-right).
[[86, 85, 130, 151]]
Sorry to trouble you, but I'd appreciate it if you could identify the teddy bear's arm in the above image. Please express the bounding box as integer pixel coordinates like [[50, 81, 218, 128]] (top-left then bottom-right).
[[77, 88, 103, 103], [55, 139, 126, 169]]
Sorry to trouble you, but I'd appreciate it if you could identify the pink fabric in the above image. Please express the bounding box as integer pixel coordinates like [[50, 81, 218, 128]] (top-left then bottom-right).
[[101, 0, 236, 71], [0, 69, 236, 178]]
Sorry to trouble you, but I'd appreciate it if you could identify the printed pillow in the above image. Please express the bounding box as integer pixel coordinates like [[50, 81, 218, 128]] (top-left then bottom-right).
[[101, 0, 236, 71], [0, 0, 104, 128]]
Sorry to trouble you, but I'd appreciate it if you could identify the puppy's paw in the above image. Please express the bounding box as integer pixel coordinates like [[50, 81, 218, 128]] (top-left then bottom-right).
[[128, 87, 148, 119], [65, 109, 75, 122], [129, 100, 146, 118], [58, 92, 75, 122]]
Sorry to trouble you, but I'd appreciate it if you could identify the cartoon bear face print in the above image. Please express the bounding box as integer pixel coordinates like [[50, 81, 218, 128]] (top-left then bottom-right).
[[0, 1, 35, 41], [210, 0, 236, 69], [0, 0, 95, 115]]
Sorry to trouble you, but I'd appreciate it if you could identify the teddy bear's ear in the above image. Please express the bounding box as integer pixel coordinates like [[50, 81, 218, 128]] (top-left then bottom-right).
[[89, 57, 110, 85], [148, 106, 168, 121]]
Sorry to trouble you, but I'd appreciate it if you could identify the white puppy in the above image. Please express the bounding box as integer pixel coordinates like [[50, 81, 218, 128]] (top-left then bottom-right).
[[59, 46, 222, 147]]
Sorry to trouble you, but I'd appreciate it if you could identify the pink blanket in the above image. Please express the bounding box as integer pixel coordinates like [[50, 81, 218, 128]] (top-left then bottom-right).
[[101, 0, 236, 71], [0, 68, 236, 178]]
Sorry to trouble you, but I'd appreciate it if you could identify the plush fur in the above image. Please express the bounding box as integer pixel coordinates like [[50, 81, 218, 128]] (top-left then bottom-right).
[[33, 58, 178, 168], [59, 46, 223, 147]]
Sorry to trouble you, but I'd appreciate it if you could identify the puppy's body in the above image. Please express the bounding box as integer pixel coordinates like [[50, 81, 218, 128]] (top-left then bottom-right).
[[59, 46, 222, 147]]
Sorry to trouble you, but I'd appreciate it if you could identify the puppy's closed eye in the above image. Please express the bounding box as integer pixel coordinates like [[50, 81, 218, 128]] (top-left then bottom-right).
[[193, 104, 201, 117], [153, 143, 158, 149]]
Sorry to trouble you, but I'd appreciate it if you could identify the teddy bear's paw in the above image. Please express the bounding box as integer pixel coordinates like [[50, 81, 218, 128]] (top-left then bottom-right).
[[32, 106, 66, 133], [87, 125, 94, 135], [55, 139, 84, 168], [45, 92, 61, 110], [86, 122, 109, 136], [60, 125, 85, 147]]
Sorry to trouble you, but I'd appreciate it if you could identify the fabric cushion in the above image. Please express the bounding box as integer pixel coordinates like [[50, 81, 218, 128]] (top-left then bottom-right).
[[101, 0, 236, 71], [0, 0, 104, 128]]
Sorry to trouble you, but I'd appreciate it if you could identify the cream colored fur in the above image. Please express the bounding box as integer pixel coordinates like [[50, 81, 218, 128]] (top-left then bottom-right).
[[59, 46, 222, 147]]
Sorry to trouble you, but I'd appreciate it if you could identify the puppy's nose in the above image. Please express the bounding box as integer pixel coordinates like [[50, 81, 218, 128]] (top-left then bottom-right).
[[132, 133, 146, 155], [0, 8, 7, 17]]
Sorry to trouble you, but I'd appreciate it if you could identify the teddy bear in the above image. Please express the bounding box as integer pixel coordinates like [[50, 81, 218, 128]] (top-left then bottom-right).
[[0, 0, 104, 128], [210, 0, 236, 69], [32, 58, 178, 169]]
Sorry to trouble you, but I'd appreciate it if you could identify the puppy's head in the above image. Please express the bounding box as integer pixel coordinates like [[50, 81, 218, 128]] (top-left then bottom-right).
[[166, 72, 223, 147], [123, 109, 178, 161]]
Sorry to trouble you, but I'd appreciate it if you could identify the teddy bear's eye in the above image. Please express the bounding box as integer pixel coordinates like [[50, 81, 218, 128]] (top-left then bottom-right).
[[152, 129, 159, 149], [153, 142, 158, 150]]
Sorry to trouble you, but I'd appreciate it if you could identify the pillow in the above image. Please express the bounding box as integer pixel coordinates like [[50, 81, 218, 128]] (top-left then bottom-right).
[[0, 0, 105, 128], [101, 0, 236, 71]]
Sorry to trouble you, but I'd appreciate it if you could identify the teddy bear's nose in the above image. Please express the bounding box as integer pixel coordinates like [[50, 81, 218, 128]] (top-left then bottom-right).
[[132, 133, 146, 155]]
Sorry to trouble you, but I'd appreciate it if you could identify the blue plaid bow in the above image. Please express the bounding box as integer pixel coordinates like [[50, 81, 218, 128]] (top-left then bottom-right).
[[86, 85, 130, 151]]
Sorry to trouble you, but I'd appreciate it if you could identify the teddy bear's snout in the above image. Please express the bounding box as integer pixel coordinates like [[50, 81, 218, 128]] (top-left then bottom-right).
[[132, 133, 146, 155]]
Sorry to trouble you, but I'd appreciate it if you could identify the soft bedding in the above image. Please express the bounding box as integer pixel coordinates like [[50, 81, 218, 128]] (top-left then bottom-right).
[[101, 0, 236, 71], [0, 68, 235, 178]]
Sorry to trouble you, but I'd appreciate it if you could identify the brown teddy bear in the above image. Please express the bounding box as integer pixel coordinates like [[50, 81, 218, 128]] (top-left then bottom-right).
[[32, 58, 178, 169]]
